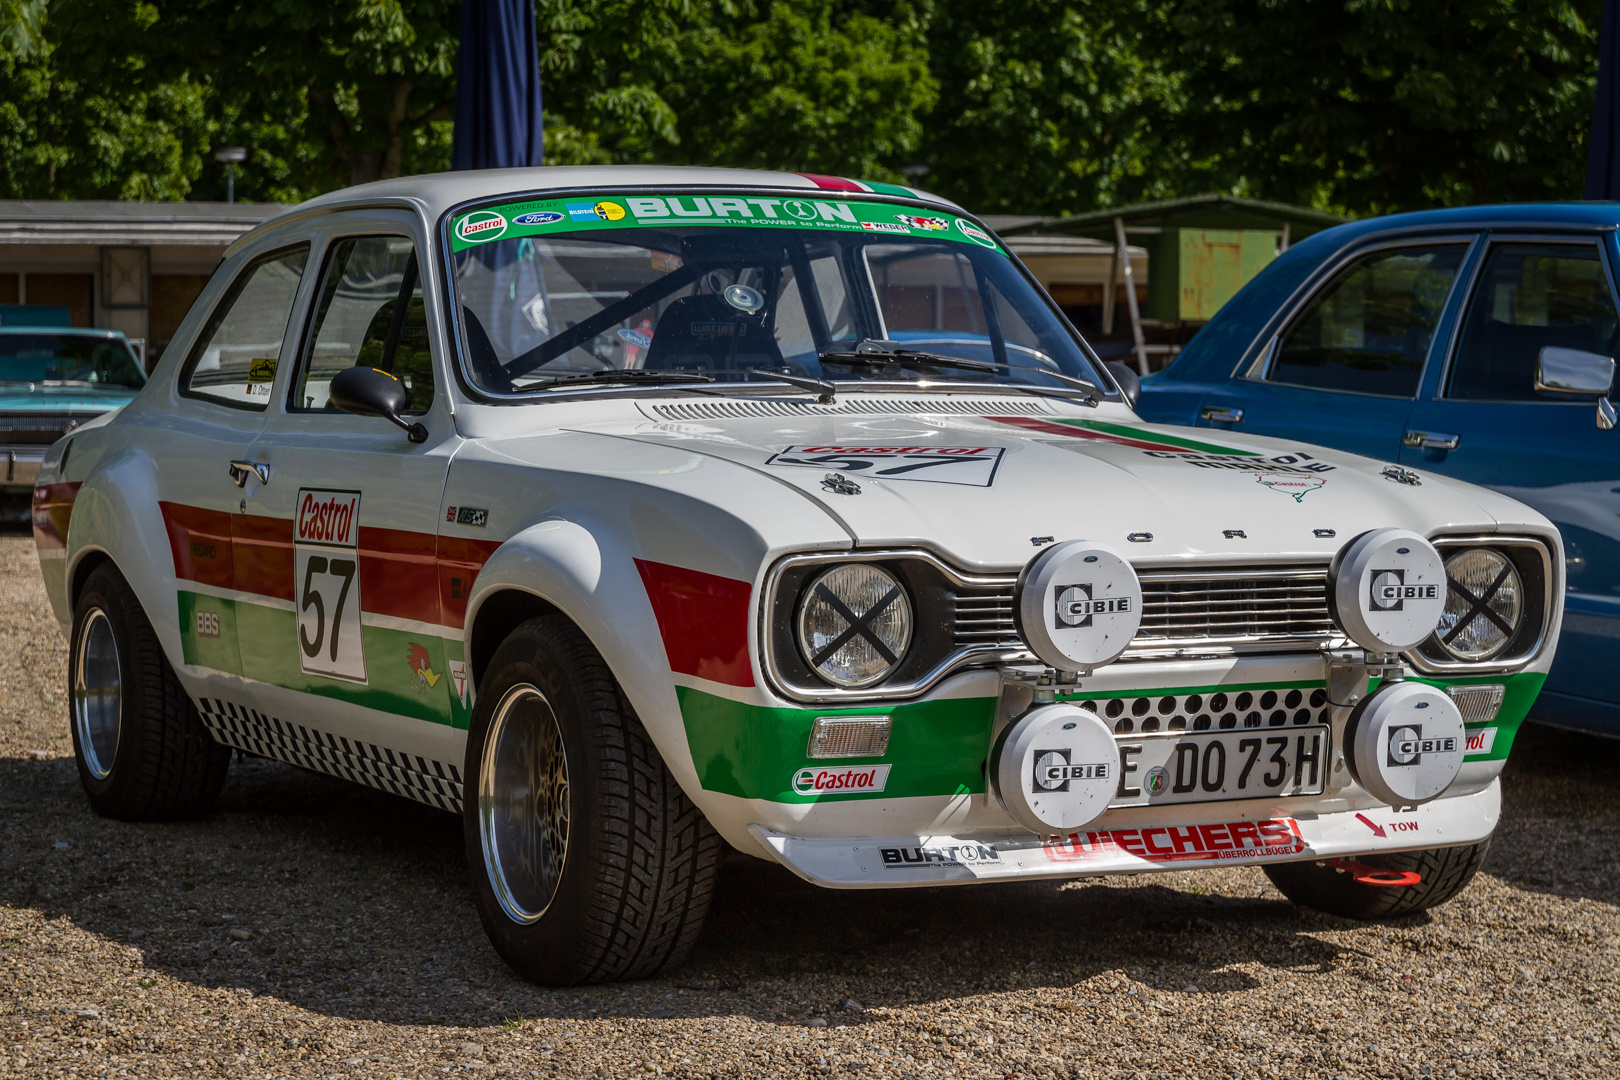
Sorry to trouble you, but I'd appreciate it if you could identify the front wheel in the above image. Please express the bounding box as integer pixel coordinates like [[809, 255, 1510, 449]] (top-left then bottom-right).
[[462, 613, 720, 985], [1263, 836, 1491, 920]]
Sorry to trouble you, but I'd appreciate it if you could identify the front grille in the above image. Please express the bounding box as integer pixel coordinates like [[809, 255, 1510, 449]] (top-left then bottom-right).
[[0, 415, 82, 445], [950, 567, 1341, 657], [1077, 687, 1333, 734]]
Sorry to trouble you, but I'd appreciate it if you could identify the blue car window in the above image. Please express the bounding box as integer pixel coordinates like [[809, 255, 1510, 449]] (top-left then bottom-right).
[[1266, 244, 1466, 397], [1446, 243, 1619, 402]]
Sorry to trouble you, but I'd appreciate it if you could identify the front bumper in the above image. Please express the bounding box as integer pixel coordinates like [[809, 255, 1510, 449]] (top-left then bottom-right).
[[0, 445, 45, 487], [749, 778, 1499, 888]]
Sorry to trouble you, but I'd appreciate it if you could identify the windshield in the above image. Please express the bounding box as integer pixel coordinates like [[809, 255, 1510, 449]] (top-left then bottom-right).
[[0, 334, 145, 389], [447, 193, 1104, 396]]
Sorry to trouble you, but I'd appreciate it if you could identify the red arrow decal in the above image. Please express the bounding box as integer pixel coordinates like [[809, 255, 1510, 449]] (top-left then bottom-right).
[[1356, 813, 1387, 838]]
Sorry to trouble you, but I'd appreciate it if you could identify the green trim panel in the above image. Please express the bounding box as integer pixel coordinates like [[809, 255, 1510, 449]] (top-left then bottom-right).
[[678, 686, 995, 803]]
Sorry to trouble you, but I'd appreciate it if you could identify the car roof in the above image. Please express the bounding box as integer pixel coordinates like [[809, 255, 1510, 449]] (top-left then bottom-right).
[[227, 165, 959, 256], [1310, 201, 1620, 246], [0, 325, 127, 337]]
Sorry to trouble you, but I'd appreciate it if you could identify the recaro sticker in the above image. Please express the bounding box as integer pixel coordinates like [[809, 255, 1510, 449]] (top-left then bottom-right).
[[449, 195, 1007, 255], [294, 488, 367, 684]]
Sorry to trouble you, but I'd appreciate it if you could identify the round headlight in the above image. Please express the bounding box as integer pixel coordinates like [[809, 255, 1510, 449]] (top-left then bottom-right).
[[796, 564, 913, 688], [1435, 548, 1522, 660]]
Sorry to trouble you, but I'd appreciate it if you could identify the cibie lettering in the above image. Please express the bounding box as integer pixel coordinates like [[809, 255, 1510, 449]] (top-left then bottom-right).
[[296, 490, 361, 547], [1378, 584, 1438, 601]]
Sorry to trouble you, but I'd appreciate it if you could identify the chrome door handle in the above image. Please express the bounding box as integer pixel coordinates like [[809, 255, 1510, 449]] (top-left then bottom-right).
[[1200, 406, 1244, 424], [228, 460, 270, 487], [1403, 430, 1459, 450]]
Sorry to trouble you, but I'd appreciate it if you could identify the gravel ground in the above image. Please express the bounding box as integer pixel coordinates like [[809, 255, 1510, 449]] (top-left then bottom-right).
[[2, 534, 1618, 1079]]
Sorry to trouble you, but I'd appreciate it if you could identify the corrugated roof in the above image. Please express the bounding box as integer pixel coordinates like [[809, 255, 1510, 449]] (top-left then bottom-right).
[[0, 201, 287, 245], [1003, 194, 1347, 236]]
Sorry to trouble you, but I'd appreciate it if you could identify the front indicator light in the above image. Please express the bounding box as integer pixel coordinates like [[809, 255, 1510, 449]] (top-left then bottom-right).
[[1445, 683, 1505, 724], [1435, 549, 1522, 661], [806, 715, 892, 758], [796, 563, 913, 687]]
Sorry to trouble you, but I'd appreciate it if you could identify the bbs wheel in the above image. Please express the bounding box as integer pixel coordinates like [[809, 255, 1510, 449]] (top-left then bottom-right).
[[463, 613, 720, 985], [1264, 836, 1491, 920], [70, 562, 231, 820]]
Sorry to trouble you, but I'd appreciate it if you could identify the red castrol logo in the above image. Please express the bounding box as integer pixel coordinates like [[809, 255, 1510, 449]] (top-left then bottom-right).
[[792, 764, 891, 796], [296, 489, 360, 548]]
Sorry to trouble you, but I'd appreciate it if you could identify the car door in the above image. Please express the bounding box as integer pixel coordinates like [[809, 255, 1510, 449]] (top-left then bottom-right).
[[1399, 234, 1620, 720], [156, 242, 312, 693], [1193, 239, 1474, 460], [235, 218, 466, 789]]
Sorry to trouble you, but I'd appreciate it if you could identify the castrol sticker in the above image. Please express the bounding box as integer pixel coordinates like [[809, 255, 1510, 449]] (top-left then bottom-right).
[[765, 446, 1005, 487], [792, 764, 891, 797], [294, 489, 367, 684]]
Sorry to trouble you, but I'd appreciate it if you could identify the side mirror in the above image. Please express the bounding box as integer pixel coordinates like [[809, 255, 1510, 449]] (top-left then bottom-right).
[[1105, 360, 1141, 409], [328, 366, 428, 443], [1536, 347, 1617, 431]]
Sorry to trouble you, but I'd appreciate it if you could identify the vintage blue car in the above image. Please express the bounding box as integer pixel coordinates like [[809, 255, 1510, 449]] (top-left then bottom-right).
[[0, 326, 146, 510], [1134, 203, 1618, 735]]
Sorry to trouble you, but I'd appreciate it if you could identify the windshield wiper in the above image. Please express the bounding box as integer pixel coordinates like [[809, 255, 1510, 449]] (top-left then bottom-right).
[[538, 369, 716, 391], [818, 341, 1100, 404], [743, 369, 836, 404]]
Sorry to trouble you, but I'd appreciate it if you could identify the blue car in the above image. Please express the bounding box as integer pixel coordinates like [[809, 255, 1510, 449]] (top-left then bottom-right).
[[1135, 203, 1619, 735]]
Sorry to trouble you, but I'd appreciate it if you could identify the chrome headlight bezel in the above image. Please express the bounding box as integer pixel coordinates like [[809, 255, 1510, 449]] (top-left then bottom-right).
[[762, 549, 1029, 702], [1408, 536, 1554, 674]]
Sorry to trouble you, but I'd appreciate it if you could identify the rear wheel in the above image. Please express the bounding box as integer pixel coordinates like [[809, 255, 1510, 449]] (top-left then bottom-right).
[[463, 613, 720, 985], [1263, 836, 1491, 919], [70, 562, 230, 820]]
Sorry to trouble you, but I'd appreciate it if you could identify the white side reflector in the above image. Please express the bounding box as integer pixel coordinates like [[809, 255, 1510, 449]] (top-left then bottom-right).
[[1445, 684, 1505, 724], [807, 716, 891, 759]]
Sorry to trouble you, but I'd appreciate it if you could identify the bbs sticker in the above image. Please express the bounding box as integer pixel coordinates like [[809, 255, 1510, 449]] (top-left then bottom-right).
[[766, 445, 1005, 487]]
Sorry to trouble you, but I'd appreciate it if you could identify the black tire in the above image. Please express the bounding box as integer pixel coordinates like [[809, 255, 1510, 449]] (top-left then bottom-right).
[[463, 613, 720, 985], [1263, 835, 1491, 919], [69, 562, 230, 820]]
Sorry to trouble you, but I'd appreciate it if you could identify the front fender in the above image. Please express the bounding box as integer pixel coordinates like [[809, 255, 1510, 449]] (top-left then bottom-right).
[[464, 518, 712, 809]]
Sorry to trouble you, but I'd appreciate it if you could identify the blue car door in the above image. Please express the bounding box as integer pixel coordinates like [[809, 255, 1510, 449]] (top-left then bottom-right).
[[1400, 233, 1620, 728], [1193, 240, 1473, 461]]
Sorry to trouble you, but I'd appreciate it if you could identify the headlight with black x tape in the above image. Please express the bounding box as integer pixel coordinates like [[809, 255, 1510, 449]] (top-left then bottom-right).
[[1434, 548, 1523, 661], [795, 563, 914, 688]]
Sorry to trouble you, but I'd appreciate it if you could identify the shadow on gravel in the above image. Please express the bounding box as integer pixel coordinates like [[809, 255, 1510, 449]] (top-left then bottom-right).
[[3, 714, 1618, 1030]]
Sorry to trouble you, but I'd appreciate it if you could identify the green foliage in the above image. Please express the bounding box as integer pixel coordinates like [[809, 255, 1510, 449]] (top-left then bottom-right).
[[0, 0, 1604, 216]]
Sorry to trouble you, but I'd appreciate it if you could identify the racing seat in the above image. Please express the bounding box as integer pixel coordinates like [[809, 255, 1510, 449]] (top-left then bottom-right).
[[642, 294, 783, 372]]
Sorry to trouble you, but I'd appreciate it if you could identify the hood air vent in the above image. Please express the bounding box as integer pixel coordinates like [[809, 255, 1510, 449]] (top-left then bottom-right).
[[642, 398, 1053, 422]]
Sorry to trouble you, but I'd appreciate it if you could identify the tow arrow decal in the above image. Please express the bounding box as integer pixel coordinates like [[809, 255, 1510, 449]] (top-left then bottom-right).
[[1356, 813, 1387, 838]]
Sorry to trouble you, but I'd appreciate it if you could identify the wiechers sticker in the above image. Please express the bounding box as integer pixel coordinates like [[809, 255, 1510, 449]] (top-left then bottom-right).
[[1042, 818, 1305, 865], [792, 764, 891, 797], [765, 445, 1005, 487]]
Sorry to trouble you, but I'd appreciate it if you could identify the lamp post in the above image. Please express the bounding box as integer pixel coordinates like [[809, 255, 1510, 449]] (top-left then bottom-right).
[[213, 147, 247, 203]]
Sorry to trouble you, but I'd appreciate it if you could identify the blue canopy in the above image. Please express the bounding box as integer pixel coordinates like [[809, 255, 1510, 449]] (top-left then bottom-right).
[[1587, 0, 1620, 198], [451, 0, 545, 170]]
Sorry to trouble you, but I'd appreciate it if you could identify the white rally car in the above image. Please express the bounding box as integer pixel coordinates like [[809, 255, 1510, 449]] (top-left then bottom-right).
[[34, 167, 1562, 985]]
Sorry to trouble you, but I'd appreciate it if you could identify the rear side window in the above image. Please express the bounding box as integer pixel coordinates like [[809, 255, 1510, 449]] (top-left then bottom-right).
[[1265, 244, 1466, 397], [1446, 242, 1619, 401], [180, 246, 309, 409]]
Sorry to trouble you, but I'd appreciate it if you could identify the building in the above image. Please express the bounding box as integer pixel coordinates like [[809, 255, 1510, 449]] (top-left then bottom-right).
[[0, 201, 285, 361], [1000, 195, 1346, 372]]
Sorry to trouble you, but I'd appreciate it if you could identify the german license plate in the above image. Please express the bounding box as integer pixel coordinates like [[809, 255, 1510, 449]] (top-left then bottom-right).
[[1111, 726, 1330, 808]]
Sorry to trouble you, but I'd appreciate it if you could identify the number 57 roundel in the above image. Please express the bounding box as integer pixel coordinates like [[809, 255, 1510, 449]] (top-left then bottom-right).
[[294, 488, 367, 684]]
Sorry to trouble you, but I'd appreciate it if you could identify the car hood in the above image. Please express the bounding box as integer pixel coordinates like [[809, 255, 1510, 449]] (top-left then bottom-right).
[[562, 399, 1508, 570], [0, 384, 139, 413]]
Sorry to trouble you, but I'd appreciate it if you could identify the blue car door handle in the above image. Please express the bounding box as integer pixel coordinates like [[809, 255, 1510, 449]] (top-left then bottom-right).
[[1403, 430, 1460, 450], [1200, 406, 1244, 424]]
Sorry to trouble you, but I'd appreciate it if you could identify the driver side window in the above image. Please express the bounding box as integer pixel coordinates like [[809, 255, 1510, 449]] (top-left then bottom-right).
[[295, 236, 434, 412], [1265, 244, 1466, 397]]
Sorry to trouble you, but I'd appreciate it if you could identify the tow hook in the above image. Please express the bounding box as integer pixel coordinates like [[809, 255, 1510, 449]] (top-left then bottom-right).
[[1327, 858, 1422, 887]]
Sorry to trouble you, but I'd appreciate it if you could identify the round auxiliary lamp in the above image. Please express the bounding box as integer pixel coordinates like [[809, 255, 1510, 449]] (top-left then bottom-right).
[[992, 540, 1144, 835], [1326, 528, 1466, 807]]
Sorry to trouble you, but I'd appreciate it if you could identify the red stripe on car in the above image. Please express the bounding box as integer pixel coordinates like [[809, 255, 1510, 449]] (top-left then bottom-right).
[[985, 414, 1196, 453], [437, 535, 501, 630], [634, 558, 754, 687], [33, 481, 82, 552], [160, 502, 236, 589], [795, 173, 869, 192]]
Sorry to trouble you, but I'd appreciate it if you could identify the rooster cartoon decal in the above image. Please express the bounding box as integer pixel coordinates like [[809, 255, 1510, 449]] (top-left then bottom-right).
[[406, 642, 442, 693]]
